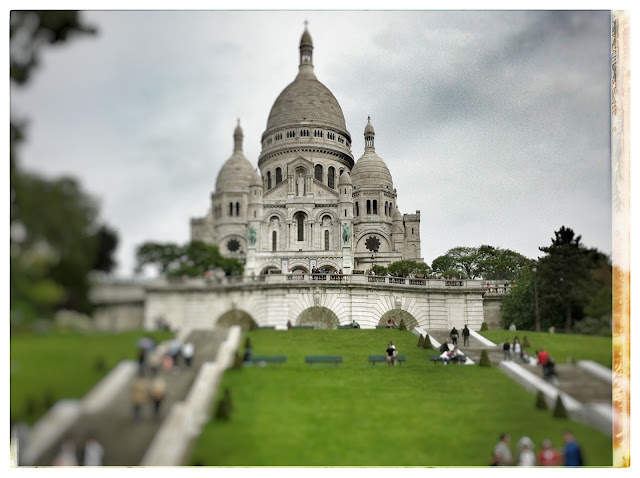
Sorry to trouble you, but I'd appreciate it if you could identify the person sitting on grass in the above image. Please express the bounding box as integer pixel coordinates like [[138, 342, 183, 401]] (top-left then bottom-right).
[[450, 346, 466, 363], [439, 349, 453, 365], [386, 341, 397, 365]]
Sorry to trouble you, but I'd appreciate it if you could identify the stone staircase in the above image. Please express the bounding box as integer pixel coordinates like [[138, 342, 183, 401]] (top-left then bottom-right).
[[31, 328, 228, 466]]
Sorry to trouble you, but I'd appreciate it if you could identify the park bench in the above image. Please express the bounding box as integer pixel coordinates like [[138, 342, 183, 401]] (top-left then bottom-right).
[[337, 325, 352, 329], [257, 326, 276, 330], [375, 325, 399, 329], [245, 355, 287, 365], [368, 354, 407, 365], [290, 325, 314, 329], [429, 354, 467, 364], [305, 355, 342, 366]]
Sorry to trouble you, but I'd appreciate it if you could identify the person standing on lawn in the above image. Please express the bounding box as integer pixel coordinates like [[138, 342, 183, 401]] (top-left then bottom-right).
[[562, 431, 584, 466], [492, 433, 513, 466], [537, 439, 562, 466]]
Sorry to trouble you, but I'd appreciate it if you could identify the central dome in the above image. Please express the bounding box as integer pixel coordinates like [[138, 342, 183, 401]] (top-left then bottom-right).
[[266, 77, 347, 133], [263, 26, 349, 138]]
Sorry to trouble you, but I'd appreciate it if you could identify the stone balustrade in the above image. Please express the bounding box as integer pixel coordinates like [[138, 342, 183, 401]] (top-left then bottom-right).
[[147, 274, 505, 291]]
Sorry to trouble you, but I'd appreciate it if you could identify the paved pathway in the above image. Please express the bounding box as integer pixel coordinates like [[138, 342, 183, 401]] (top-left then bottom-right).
[[34, 328, 228, 466]]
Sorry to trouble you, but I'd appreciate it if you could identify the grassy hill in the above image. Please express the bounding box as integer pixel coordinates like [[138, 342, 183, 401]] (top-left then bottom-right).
[[190, 329, 612, 466]]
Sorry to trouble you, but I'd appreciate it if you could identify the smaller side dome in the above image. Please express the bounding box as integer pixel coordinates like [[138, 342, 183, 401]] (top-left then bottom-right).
[[338, 170, 352, 186], [215, 122, 255, 193], [250, 168, 262, 187]]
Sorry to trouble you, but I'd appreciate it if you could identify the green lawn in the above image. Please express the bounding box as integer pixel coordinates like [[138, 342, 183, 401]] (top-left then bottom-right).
[[190, 329, 612, 466], [478, 330, 612, 368], [10, 329, 172, 424]]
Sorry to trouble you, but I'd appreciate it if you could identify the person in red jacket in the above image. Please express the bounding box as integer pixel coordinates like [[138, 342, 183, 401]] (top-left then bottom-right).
[[537, 439, 562, 466]]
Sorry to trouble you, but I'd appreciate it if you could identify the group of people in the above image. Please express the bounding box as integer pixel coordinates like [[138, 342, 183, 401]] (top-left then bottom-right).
[[492, 431, 584, 466], [52, 434, 104, 466], [131, 367, 168, 423], [449, 325, 470, 346], [501, 337, 531, 364], [311, 267, 342, 275], [438, 338, 466, 364]]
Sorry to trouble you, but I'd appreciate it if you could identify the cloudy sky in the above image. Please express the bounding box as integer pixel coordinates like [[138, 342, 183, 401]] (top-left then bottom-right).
[[11, 10, 613, 276]]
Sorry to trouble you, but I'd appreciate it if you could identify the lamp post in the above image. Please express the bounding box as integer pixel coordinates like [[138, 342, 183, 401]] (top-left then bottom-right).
[[532, 263, 541, 332]]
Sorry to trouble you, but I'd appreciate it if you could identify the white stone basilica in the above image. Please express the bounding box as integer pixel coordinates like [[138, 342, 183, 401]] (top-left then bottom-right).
[[190, 27, 422, 275]]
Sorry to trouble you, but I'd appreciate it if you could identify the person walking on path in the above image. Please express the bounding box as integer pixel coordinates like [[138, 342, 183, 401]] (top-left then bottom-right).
[[82, 433, 104, 466], [149, 368, 167, 420], [462, 325, 470, 346], [52, 435, 78, 466], [562, 431, 584, 466], [450, 327, 459, 346], [168, 338, 182, 370], [503, 339, 511, 360], [131, 372, 149, 423], [181, 342, 195, 368], [491, 433, 513, 466]]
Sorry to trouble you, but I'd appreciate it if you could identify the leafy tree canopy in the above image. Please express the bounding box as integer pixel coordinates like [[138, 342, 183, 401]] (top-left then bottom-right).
[[135, 241, 244, 277], [431, 245, 529, 279], [387, 260, 431, 278]]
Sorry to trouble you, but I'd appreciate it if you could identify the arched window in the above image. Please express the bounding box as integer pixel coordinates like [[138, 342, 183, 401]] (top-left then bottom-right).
[[235, 202, 240, 216], [294, 212, 306, 241], [314, 164, 323, 181], [272, 231, 277, 252], [384, 202, 388, 216], [328, 167, 335, 188], [355, 202, 359, 216], [324, 230, 329, 250], [366, 200, 371, 215], [229, 203, 233, 216], [344, 209, 347, 217], [373, 200, 378, 215], [275, 167, 282, 185], [267, 171, 272, 189], [254, 211, 256, 218]]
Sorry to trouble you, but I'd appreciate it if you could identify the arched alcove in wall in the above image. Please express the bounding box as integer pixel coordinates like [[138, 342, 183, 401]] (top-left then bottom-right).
[[216, 309, 257, 331], [296, 306, 339, 329], [378, 310, 419, 330]]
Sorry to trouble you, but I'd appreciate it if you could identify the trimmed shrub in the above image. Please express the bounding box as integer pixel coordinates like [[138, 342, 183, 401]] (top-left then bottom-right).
[[553, 395, 568, 418], [399, 319, 407, 330], [480, 322, 488, 331], [244, 337, 252, 350], [215, 388, 233, 421], [522, 336, 531, 348], [417, 334, 425, 347], [232, 352, 243, 369], [422, 334, 433, 349], [535, 390, 548, 410], [94, 356, 106, 373], [479, 349, 491, 367]]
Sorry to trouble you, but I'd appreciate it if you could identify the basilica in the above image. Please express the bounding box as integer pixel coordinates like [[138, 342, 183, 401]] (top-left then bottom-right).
[[190, 26, 422, 275]]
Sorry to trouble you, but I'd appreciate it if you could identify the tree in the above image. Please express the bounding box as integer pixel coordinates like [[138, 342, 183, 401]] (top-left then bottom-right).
[[387, 260, 431, 278], [10, 12, 117, 330], [432, 245, 529, 279], [538, 227, 599, 332], [135, 240, 243, 277]]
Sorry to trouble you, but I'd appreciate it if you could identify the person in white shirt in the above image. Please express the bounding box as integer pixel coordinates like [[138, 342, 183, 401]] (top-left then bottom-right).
[[83, 434, 104, 466]]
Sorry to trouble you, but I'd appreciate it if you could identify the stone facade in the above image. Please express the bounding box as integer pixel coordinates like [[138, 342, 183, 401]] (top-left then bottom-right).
[[190, 27, 422, 275], [140, 276, 491, 331]]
